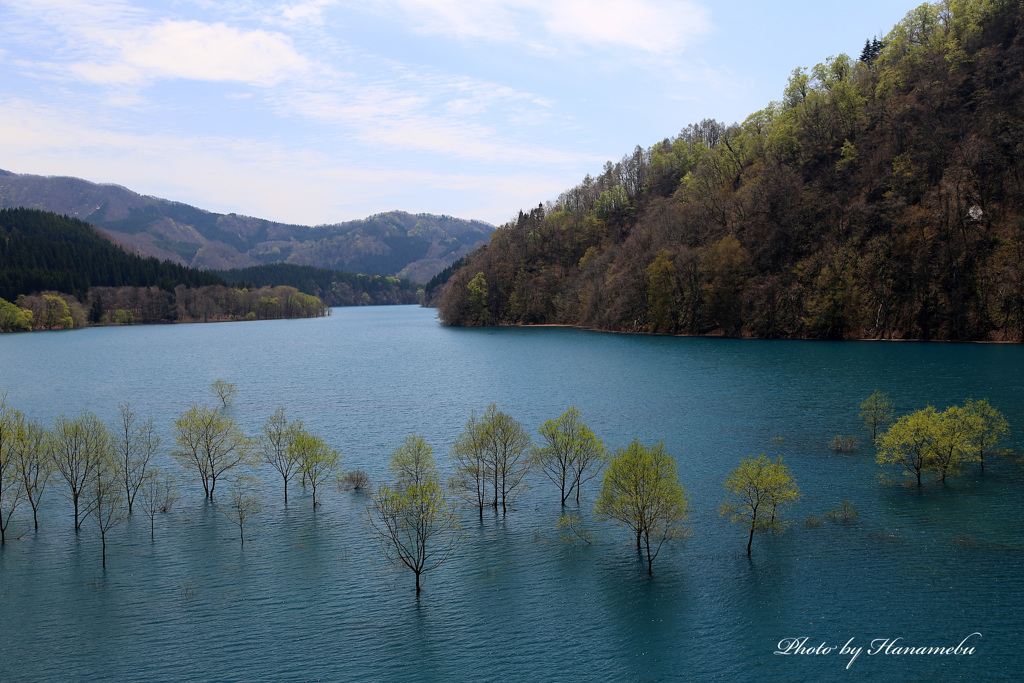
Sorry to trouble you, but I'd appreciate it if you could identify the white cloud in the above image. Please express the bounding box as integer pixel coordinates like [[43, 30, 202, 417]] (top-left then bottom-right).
[[4, 2, 310, 86], [63, 20, 310, 86], [278, 0, 339, 27], [125, 20, 309, 85]]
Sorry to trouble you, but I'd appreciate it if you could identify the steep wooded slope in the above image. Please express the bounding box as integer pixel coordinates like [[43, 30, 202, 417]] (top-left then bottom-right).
[[438, 0, 1024, 341]]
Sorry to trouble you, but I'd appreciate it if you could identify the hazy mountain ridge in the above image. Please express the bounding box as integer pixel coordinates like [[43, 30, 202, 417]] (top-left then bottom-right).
[[0, 170, 493, 283]]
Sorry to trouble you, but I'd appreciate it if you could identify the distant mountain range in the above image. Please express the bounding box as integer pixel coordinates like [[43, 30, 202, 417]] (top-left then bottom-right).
[[0, 170, 493, 283]]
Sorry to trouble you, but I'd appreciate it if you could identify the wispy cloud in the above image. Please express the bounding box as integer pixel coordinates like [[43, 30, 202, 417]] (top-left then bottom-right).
[[0, 96, 572, 224], [375, 0, 712, 55]]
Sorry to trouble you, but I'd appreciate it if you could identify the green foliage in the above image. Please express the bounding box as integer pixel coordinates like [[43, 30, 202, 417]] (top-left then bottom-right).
[[594, 440, 690, 575], [259, 408, 303, 504], [290, 427, 340, 509], [366, 434, 461, 592], [171, 405, 253, 499], [210, 379, 238, 410], [720, 453, 801, 556], [0, 297, 32, 332], [860, 390, 895, 442], [534, 406, 606, 505], [961, 397, 1009, 471], [874, 401, 994, 486], [557, 513, 593, 546], [875, 406, 940, 486], [467, 272, 490, 325], [0, 208, 224, 301]]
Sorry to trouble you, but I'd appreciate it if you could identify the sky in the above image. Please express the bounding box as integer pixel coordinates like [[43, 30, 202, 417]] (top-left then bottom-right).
[[0, 0, 926, 227]]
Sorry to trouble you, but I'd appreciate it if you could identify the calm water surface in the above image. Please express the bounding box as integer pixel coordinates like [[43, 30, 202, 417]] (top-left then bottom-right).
[[0, 306, 1021, 681]]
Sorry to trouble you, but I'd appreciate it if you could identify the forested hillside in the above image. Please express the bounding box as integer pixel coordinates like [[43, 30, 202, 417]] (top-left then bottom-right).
[[438, 0, 1024, 341], [0, 208, 224, 300], [0, 208, 327, 331]]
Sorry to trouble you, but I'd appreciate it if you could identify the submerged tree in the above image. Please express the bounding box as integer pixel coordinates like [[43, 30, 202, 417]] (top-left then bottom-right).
[[136, 469, 179, 539], [260, 408, 303, 504], [219, 475, 264, 546], [875, 406, 944, 487], [292, 427, 340, 509], [449, 410, 491, 516], [720, 453, 801, 556], [171, 405, 253, 499], [534, 406, 606, 506], [52, 411, 109, 530], [210, 379, 238, 411], [13, 416, 53, 530], [366, 434, 461, 593], [0, 398, 24, 543], [594, 440, 690, 575], [483, 405, 533, 514], [113, 403, 160, 514], [860, 390, 894, 442], [961, 398, 1009, 472], [91, 448, 127, 567]]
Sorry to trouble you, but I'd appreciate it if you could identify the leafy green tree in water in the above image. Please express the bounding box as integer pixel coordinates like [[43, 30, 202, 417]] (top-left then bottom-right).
[[90, 445, 127, 567], [961, 398, 1008, 472], [534, 406, 606, 506], [366, 434, 461, 593], [467, 272, 489, 325], [483, 405, 532, 514], [260, 408, 303, 504], [13, 416, 53, 530], [0, 398, 25, 543], [449, 410, 491, 517], [720, 453, 801, 556], [875, 406, 939, 487], [52, 411, 109, 529], [210, 379, 238, 410], [291, 427, 340, 509], [860, 390, 894, 442], [930, 405, 976, 483], [595, 440, 690, 575], [171, 405, 253, 498]]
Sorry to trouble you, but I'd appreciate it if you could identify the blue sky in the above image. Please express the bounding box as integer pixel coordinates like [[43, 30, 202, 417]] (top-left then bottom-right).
[[0, 0, 925, 226]]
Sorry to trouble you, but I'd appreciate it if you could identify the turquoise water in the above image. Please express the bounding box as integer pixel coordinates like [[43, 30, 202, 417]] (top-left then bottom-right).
[[0, 305, 1021, 681]]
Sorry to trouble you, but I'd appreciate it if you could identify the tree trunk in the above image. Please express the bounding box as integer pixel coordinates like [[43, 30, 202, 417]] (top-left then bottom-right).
[[747, 526, 754, 556]]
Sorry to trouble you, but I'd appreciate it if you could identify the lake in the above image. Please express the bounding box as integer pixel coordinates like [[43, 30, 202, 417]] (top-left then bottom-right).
[[0, 305, 1021, 681]]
